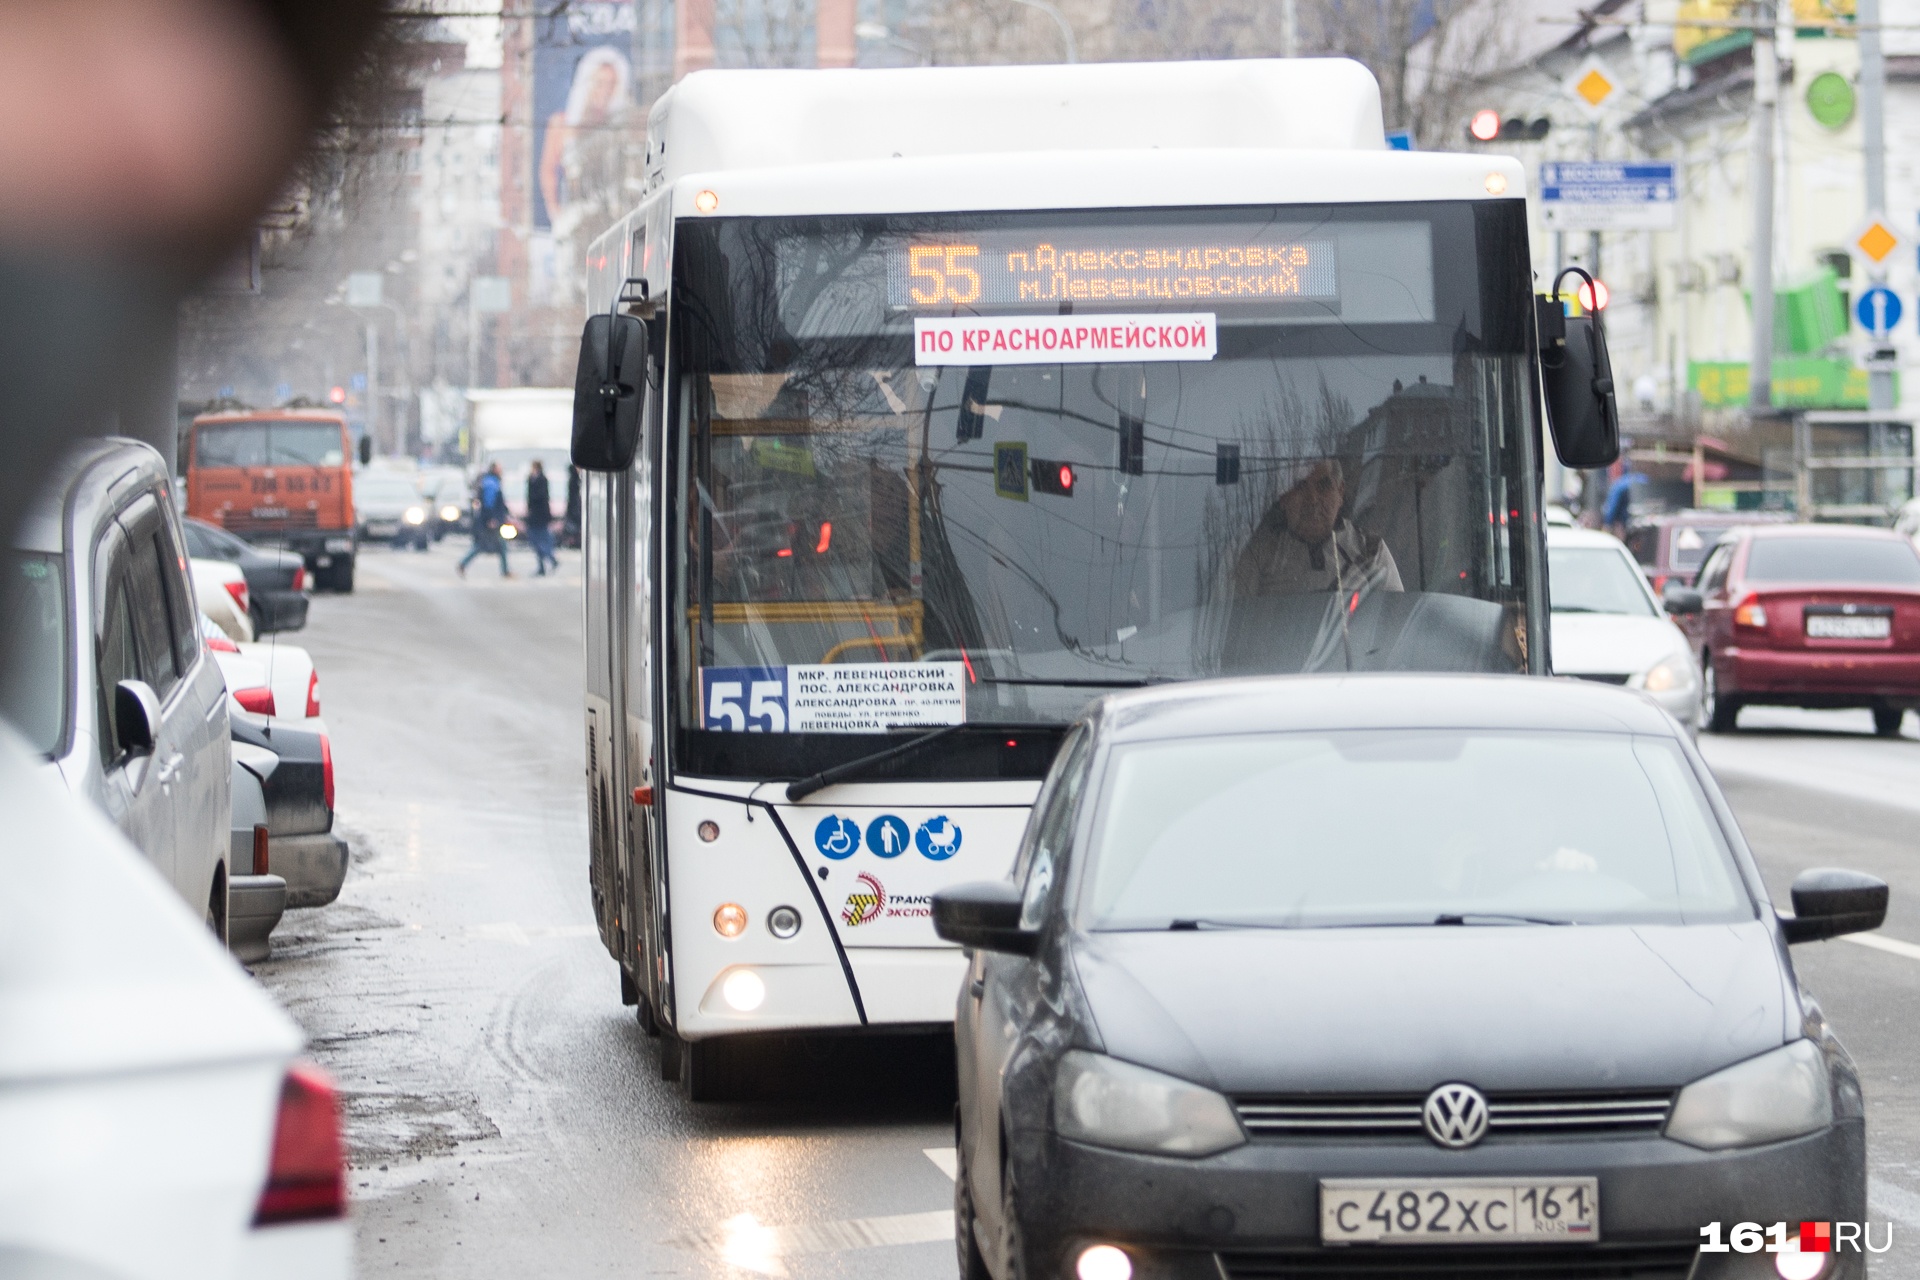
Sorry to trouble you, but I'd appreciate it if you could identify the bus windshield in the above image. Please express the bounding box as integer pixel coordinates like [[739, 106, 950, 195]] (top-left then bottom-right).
[[669, 202, 1541, 779]]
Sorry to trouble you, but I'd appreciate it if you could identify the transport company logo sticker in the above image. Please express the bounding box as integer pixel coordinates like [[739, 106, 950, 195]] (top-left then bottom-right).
[[814, 815, 861, 860], [866, 815, 911, 859], [841, 873, 933, 926], [915, 816, 962, 860]]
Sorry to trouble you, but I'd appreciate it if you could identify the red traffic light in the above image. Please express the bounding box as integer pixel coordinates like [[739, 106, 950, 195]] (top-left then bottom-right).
[[1469, 109, 1501, 142], [1029, 458, 1076, 497], [1577, 279, 1610, 312], [327, 386, 347, 404]]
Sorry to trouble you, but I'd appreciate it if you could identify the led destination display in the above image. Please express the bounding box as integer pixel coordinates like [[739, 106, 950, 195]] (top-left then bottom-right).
[[887, 233, 1337, 309]]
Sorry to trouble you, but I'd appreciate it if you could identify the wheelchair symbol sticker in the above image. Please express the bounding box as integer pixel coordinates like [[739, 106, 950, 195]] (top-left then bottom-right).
[[915, 816, 963, 860], [867, 815, 911, 859], [814, 815, 861, 860]]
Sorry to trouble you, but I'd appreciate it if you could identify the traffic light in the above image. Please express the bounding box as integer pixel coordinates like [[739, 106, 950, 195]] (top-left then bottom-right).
[[1577, 278, 1610, 312], [328, 385, 347, 404], [1029, 458, 1076, 497], [1216, 442, 1241, 485], [1466, 111, 1550, 144]]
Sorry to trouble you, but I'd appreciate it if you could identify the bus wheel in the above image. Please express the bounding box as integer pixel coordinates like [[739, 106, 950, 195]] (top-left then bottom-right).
[[658, 1029, 684, 1082]]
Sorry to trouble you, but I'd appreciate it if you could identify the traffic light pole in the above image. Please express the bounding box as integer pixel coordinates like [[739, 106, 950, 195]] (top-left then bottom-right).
[[1748, 9, 1777, 413]]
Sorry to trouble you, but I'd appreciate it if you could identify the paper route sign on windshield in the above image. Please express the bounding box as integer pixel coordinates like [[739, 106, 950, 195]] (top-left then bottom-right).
[[701, 662, 966, 734], [914, 313, 1217, 366]]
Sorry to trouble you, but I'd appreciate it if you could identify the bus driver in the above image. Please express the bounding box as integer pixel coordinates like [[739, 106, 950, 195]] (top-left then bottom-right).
[[1231, 458, 1403, 600]]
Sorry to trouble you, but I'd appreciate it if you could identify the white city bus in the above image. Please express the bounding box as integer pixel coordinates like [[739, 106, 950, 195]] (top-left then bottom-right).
[[574, 58, 1611, 1097]]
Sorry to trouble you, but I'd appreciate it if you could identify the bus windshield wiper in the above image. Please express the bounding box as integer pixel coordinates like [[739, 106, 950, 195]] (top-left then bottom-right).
[[784, 721, 1061, 801], [976, 676, 1155, 688]]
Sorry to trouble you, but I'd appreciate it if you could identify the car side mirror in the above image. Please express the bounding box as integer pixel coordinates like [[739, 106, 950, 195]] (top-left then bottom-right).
[[1780, 868, 1888, 943], [1663, 587, 1704, 615], [1537, 270, 1621, 469], [113, 679, 160, 756], [933, 880, 1040, 957], [357, 434, 373, 466], [571, 302, 648, 473]]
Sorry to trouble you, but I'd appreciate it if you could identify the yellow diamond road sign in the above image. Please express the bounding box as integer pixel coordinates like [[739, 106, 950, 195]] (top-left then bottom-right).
[[1856, 219, 1899, 265], [1567, 57, 1618, 116]]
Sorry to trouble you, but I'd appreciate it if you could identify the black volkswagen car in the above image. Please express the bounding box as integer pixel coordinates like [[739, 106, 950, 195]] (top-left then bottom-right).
[[182, 516, 309, 634], [937, 675, 1883, 1280]]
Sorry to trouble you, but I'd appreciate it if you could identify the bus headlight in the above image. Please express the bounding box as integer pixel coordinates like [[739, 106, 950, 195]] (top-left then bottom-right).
[[721, 968, 766, 1012]]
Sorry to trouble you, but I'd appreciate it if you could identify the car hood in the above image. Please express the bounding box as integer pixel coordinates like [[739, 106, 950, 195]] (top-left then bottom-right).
[[1072, 922, 1788, 1094], [1550, 613, 1689, 678]]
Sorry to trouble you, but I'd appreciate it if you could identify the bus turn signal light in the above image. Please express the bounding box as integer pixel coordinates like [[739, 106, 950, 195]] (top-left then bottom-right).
[[714, 903, 748, 938], [632, 785, 654, 806]]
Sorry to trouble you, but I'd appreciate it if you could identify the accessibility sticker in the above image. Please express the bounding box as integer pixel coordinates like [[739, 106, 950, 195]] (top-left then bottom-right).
[[915, 816, 963, 860], [866, 814, 912, 859], [814, 814, 862, 860]]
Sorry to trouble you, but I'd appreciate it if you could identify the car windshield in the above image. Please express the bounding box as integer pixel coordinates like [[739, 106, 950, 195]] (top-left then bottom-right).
[[1548, 546, 1656, 616], [1667, 524, 1722, 572], [668, 202, 1543, 777], [1085, 730, 1751, 929], [1746, 536, 1920, 585], [196, 421, 345, 468], [0, 553, 69, 756]]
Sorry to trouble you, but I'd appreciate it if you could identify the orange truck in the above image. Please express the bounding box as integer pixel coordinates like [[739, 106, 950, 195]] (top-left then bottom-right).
[[185, 409, 362, 591]]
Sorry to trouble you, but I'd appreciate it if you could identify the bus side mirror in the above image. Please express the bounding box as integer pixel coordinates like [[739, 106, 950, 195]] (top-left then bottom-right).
[[357, 435, 373, 466], [1537, 292, 1621, 469], [571, 312, 646, 472]]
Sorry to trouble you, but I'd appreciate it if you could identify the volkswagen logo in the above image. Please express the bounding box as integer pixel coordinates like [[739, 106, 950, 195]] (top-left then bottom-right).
[[1422, 1083, 1489, 1149]]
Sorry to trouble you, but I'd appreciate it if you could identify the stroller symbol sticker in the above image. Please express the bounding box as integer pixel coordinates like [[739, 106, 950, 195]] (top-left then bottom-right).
[[867, 815, 911, 859], [915, 816, 963, 860], [813, 815, 861, 860]]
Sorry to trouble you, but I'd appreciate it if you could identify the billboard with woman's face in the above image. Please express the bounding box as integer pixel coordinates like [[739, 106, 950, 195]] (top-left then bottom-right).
[[534, 1, 635, 233]]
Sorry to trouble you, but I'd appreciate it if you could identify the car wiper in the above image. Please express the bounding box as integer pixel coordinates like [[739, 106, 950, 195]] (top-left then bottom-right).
[[975, 676, 1156, 688], [1550, 606, 1601, 613], [1434, 912, 1571, 926], [783, 722, 1056, 802]]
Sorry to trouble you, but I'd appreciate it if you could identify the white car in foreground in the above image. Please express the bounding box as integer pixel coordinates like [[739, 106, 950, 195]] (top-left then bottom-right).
[[1548, 524, 1701, 731], [0, 728, 350, 1279]]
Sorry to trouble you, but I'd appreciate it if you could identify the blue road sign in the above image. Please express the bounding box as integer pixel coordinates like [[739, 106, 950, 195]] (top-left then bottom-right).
[[1385, 130, 1414, 152], [1539, 161, 1677, 231], [1857, 285, 1902, 337]]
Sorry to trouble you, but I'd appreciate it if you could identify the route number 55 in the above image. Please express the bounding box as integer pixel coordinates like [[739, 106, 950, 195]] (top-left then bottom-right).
[[708, 680, 786, 732], [908, 245, 983, 305]]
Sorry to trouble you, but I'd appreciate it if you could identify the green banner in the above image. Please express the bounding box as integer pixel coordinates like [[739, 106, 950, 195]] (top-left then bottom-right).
[[1688, 358, 1886, 409]]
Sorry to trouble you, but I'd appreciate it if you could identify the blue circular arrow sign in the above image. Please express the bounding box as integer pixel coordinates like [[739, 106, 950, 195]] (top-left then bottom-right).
[[1857, 285, 1903, 337]]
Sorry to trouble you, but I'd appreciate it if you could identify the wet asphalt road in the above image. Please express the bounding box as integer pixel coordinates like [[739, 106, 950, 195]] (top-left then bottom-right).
[[257, 540, 1920, 1278]]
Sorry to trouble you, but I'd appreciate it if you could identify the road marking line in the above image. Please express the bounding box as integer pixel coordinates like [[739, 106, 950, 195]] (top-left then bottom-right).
[[925, 1146, 959, 1180], [1840, 932, 1920, 963], [1870, 1177, 1920, 1230], [668, 1209, 954, 1274]]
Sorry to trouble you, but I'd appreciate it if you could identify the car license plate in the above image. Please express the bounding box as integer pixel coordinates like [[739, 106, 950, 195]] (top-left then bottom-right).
[[1320, 1178, 1599, 1244], [1806, 614, 1890, 639], [251, 506, 288, 519]]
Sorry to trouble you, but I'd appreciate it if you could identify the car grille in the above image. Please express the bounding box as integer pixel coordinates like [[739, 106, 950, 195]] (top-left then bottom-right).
[[222, 509, 318, 535], [1233, 1092, 1673, 1142], [1216, 1242, 1698, 1280]]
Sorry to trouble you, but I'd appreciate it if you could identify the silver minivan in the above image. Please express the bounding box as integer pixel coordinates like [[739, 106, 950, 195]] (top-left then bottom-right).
[[4, 439, 241, 936]]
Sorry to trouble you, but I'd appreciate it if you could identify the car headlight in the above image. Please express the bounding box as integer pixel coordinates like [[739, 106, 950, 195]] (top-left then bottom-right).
[[1665, 1039, 1832, 1150], [1054, 1051, 1245, 1157], [1639, 654, 1693, 694], [404, 506, 426, 524], [440, 504, 461, 521]]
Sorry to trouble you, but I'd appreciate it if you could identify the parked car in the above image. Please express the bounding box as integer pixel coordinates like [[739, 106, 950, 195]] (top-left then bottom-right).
[[204, 618, 280, 718], [1675, 523, 1920, 735], [354, 468, 433, 548], [0, 727, 350, 1278], [182, 515, 309, 634], [231, 710, 348, 910], [4, 439, 255, 944], [228, 743, 288, 962], [1624, 510, 1792, 594], [937, 675, 1881, 1280], [192, 554, 255, 643], [1547, 525, 1701, 731]]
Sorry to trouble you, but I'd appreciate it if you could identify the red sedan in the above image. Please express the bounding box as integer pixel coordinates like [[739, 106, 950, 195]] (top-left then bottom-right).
[[1674, 524, 1920, 735]]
